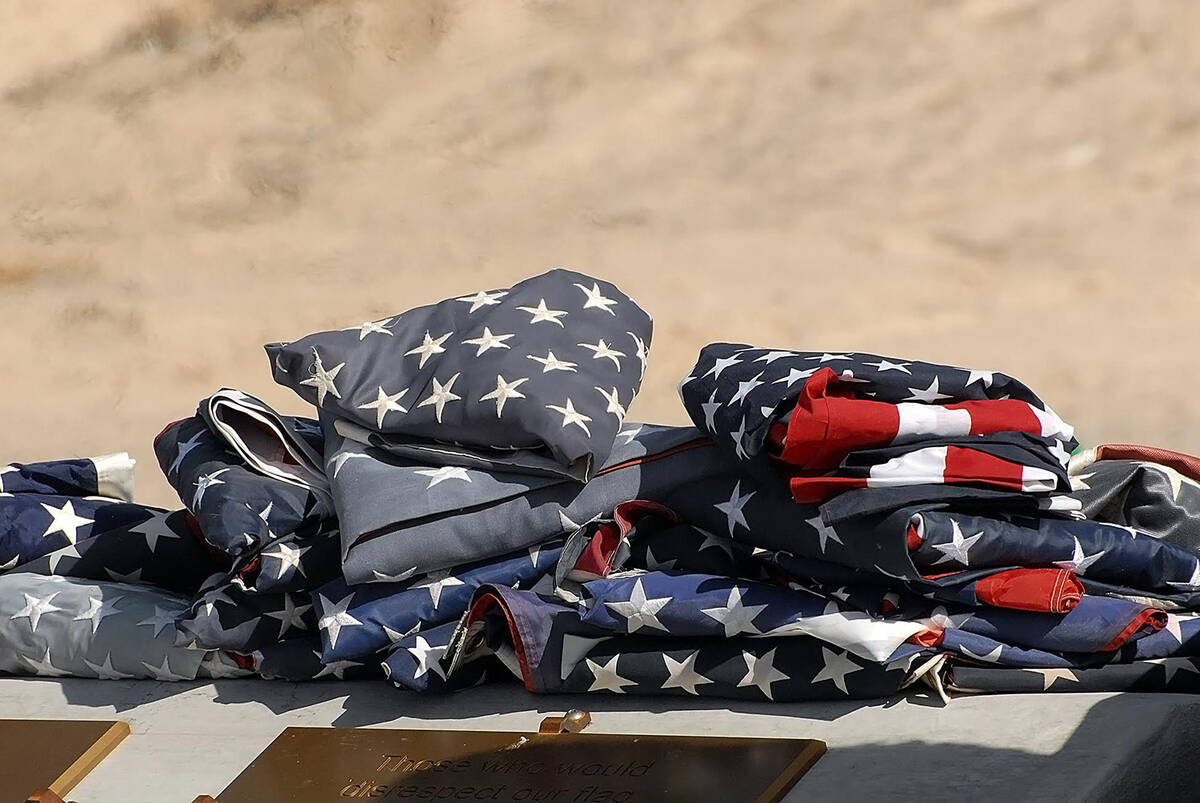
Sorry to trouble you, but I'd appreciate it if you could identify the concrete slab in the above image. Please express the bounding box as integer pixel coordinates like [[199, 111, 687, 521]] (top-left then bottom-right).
[[1, 679, 1194, 802]]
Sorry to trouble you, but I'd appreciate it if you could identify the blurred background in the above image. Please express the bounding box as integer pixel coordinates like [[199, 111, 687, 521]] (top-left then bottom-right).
[[3, 0, 1198, 507]]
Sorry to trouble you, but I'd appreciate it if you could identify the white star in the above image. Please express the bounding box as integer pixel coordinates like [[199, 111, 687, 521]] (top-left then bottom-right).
[[316, 659, 361, 681], [930, 520, 984, 567], [342, 319, 393, 340], [137, 606, 178, 638], [578, 339, 625, 370], [12, 592, 63, 631], [141, 656, 191, 681], [1031, 667, 1079, 690], [1147, 657, 1200, 685], [1162, 613, 1195, 644], [517, 298, 568, 326], [965, 369, 995, 388], [405, 330, 453, 369], [328, 451, 369, 479], [865, 359, 912, 374], [0, 554, 16, 572], [105, 567, 142, 584], [803, 511, 843, 553], [414, 466, 472, 489], [84, 653, 136, 680], [960, 643, 1004, 663], [73, 595, 123, 635], [603, 578, 671, 633], [316, 592, 362, 651], [168, 430, 205, 476], [729, 372, 764, 406], [904, 377, 953, 403], [1167, 559, 1200, 590], [299, 349, 345, 406], [408, 635, 448, 680], [811, 647, 864, 695], [700, 388, 722, 432], [192, 468, 230, 509], [528, 350, 578, 373], [357, 385, 409, 429], [703, 354, 740, 380], [416, 373, 462, 423], [1052, 537, 1107, 576], [730, 417, 750, 460], [804, 353, 853, 362], [594, 387, 626, 421], [616, 425, 642, 445], [661, 651, 713, 695], [752, 350, 793, 365], [928, 605, 975, 630], [714, 481, 755, 536], [574, 282, 619, 314], [128, 512, 181, 553], [586, 655, 636, 693], [462, 327, 514, 356], [456, 288, 507, 313], [546, 398, 592, 437], [738, 648, 790, 700], [643, 545, 677, 572], [773, 366, 817, 387], [479, 374, 528, 417], [40, 500, 93, 546], [262, 541, 309, 581], [371, 567, 418, 584], [23, 647, 69, 677], [698, 529, 734, 557], [628, 332, 649, 378], [414, 570, 466, 608], [701, 586, 767, 637], [1137, 462, 1200, 502], [264, 595, 311, 639]]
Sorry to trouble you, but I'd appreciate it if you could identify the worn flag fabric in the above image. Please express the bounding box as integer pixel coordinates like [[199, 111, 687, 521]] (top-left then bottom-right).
[[1070, 444, 1200, 551], [0, 453, 136, 501], [1, 454, 166, 573], [946, 660, 1200, 694], [312, 539, 563, 664], [0, 572, 248, 680], [402, 583, 943, 701], [13, 508, 222, 596], [678, 346, 1075, 500], [154, 391, 331, 560], [330, 423, 723, 580], [267, 269, 653, 481]]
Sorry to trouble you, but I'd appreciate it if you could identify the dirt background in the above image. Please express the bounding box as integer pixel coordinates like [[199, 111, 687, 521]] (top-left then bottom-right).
[[3, 0, 1199, 507]]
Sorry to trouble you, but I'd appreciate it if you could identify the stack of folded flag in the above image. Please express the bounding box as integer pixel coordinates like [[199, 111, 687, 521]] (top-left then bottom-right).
[[3, 268, 1200, 701]]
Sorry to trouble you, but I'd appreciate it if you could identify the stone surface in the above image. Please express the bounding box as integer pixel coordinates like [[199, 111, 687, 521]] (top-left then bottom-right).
[[0, 679, 1196, 801]]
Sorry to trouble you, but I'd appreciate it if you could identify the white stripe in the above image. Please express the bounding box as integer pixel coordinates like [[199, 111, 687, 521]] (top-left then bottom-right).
[[895, 404, 972, 443], [867, 446, 949, 487], [1031, 404, 1074, 440], [761, 609, 929, 663], [1020, 464, 1059, 492], [92, 452, 136, 502]]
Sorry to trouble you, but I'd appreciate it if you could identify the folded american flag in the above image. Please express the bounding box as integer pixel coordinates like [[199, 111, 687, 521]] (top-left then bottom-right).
[[268, 269, 652, 481], [12, 270, 1200, 711], [679, 346, 1076, 502]]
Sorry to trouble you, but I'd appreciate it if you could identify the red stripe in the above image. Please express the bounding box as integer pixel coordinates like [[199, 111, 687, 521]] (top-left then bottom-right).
[[1099, 608, 1168, 652], [787, 475, 869, 503], [944, 445, 1025, 490], [780, 368, 900, 470], [974, 568, 1084, 613], [945, 399, 1043, 436]]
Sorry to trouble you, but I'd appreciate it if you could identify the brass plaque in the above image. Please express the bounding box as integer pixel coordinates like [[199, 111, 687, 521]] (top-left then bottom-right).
[[219, 727, 824, 803], [0, 719, 129, 798]]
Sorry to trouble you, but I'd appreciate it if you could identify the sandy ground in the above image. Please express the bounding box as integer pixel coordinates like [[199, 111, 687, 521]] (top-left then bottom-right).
[[2, 0, 1199, 508]]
